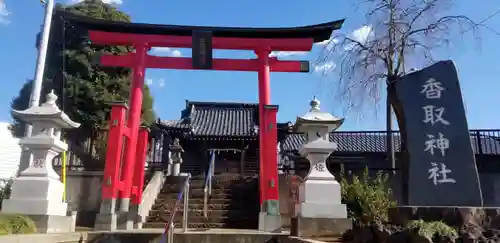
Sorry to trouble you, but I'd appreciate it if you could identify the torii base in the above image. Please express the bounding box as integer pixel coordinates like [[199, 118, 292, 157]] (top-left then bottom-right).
[[258, 212, 282, 232], [94, 199, 135, 231]]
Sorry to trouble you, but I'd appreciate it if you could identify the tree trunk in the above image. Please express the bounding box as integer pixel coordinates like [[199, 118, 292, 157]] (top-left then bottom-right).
[[387, 83, 410, 205], [386, 91, 395, 173]]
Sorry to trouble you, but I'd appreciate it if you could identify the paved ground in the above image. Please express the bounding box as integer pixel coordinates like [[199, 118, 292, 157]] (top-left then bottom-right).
[[93, 228, 290, 235]]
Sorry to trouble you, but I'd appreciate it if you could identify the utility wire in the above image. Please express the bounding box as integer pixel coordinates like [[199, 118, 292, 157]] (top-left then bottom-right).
[[480, 9, 500, 24], [464, 9, 500, 37]]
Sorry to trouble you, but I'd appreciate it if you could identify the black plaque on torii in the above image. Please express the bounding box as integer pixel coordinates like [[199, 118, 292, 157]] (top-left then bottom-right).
[[192, 30, 213, 70]]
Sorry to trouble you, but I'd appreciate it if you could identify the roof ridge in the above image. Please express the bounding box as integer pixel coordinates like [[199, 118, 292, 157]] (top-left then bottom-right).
[[186, 100, 259, 107]]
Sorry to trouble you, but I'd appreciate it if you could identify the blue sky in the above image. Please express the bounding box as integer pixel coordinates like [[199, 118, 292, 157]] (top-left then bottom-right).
[[0, 0, 499, 131]]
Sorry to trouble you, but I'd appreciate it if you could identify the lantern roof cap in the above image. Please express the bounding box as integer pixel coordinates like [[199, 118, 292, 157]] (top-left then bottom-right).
[[294, 97, 344, 132], [11, 90, 80, 129]]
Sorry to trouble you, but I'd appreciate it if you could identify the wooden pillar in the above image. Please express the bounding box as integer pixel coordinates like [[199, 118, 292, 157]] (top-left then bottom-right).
[[240, 141, 247, 179]]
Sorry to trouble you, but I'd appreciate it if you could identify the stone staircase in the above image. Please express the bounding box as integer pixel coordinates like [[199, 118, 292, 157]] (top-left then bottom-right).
[[144, 174, 260, 229]]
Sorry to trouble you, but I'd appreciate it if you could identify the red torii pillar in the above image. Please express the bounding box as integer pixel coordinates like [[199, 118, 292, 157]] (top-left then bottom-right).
[[90, 30, 313, 228], [96, 102, 149, 230]]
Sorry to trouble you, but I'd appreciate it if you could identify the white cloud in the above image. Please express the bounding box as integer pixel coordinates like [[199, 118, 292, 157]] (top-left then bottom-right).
[[269, 51, 308, 58], [351, 25, 373, 44], [313, 61, 336, 75], [170, 50, 182, 57], [157, 78, 165, 88], [0, 0, 11, 25], [315, 37, 338, 51], [344, 25, 373, 51], [70, 0, 123, 4], [151, 47, 170, 53], [146, 77, 166, 88], [151, 47, 183, 57]]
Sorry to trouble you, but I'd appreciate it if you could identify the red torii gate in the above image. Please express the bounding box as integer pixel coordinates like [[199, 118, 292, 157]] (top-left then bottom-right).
[[83, 17, 343, 229]]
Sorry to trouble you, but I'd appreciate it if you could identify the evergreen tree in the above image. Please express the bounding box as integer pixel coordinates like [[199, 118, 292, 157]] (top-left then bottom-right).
[[10, 0, 156, 169]]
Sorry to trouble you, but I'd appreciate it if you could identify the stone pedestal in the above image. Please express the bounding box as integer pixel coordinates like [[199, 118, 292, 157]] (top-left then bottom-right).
[[292, 217, 352, 238], [94, 197, 134, 231], [297, 180, 347, 219], [3, 176, 68, 216], [291, 97, 351, 237], [296, 141, 348, 219], [1, 90, 80, 233], [94, 198, 119, 231], [258, 212, 282, 232], [172, 163, 181, 176]]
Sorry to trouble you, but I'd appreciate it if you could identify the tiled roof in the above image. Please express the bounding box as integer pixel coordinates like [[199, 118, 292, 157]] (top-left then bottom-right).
[[282, 133, 401, 153], [160, 119, 190, 129], [282, 133, 500, 155], [158, 101, 500, 154], [160, 101, 260, 137]]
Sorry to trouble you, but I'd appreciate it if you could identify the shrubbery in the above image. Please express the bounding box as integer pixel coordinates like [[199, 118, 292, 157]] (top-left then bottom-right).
[[339, 168, 461, 242], [408, 220, 458, 242], [0, 215, 36, 235], [0, 179, 13, 210], [339, 167, 396, 226], [0, 179, 37, 235]]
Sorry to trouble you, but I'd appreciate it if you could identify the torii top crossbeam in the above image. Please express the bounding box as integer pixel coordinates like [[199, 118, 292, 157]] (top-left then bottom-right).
[[57, 10, 343, 42]]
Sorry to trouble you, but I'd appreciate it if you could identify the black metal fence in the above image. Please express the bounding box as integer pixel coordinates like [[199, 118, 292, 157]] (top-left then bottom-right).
[[53, 129, 500, 171], [282, 129, 500, 155], [52, 130, 166, 171]]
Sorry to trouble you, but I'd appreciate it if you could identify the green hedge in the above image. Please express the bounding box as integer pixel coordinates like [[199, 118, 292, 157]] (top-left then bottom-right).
[[408, 219, 458, 241], [0, 180, 37, 235], [0, 214, 37, 234], [339, 167, 397, 226]]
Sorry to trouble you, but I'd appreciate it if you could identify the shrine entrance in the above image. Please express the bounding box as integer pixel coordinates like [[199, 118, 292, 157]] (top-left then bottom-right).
[[66, 11, 344, 230]]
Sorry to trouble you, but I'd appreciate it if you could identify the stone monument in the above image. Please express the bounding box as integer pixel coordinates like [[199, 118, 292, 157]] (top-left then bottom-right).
[[292, 97, 351, 237], [1, 90, 80, 233]]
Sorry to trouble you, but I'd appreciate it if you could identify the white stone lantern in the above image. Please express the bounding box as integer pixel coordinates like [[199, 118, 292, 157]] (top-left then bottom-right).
[[2, 90, 80, 232], [293, 97, 347, 219]]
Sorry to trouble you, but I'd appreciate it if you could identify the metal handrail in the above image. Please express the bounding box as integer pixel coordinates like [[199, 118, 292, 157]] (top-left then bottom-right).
[[161, 173, 191, 243], [203, 150, 216, 218]]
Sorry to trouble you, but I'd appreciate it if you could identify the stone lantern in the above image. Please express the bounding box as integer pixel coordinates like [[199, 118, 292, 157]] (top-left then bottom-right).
[[169, 138, 184, 176], [292, 97, 350, 237], [2, 90, 80, 233]]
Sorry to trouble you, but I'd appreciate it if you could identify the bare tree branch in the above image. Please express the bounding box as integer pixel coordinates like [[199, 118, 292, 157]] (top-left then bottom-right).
[[318, 0, 481, 113]]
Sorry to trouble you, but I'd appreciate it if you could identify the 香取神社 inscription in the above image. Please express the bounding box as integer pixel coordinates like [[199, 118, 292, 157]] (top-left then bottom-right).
[[420, 78, 455, 186]]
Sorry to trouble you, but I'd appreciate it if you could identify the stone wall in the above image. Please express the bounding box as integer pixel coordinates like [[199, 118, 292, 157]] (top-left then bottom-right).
[[63, 171, 104, 227], [291, 155, 500, 207], [62, 163, 500, 228], [276, 171, 500, 227], [62, 171, 159, 227]]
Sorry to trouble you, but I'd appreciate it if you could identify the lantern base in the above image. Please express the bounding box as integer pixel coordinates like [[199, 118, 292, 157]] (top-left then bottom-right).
[[2, 176, 67, 216], [296, 202, 347, 218], [292, 216, 352, 238], [297, 178, 347, 219]]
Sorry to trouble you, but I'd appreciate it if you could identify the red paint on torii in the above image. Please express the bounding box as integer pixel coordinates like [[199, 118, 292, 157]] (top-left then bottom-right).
[[99, 55, 307, 72], [88, 31, 314, 51], [92, 30, 314, 210], [101, 103, 149, 205]]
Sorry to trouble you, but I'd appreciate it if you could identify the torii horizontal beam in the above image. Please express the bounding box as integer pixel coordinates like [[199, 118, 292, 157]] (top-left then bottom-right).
[[97, 55, 310, 73], [88, 30, 315, 51]]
